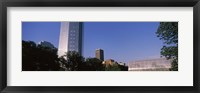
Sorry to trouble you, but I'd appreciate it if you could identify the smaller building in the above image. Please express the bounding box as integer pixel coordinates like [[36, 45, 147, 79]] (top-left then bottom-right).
[[38, 41, 55, 49], [128, 58, 172, 71], [102, 59, 115, 67], [95, 48, 104, 61]]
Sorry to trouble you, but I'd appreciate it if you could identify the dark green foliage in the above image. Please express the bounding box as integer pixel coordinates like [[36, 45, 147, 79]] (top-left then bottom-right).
[[156, 22, 178, 71], [84, 58, 105, 71], [160, 46, 178, 59], [60, 54, 105, 71], [170, 59, 178, 71], [104, 62, 128, 71], [60, 51, 84, 71], [118, 65, 128, 71], [105, 64, 121, 71], [157, 22, 178, 45], [22, 40, 60, 71]]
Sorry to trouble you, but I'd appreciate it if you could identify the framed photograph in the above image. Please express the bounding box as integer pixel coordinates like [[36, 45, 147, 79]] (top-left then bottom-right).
[[0, 0, 199, 93]]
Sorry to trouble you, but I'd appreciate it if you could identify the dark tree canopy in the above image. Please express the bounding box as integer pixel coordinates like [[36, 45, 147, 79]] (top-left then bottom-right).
[[60, 51, 84, 71], [105, 64, 121, 71], [157, 22, 178, 45], [84, 58, 105, 71], [22, 40, 60, 71], [104, 62, 128, 71], [156, 22, 178, 71]]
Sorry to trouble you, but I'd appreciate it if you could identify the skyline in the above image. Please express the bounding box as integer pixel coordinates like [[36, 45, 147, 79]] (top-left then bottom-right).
[[22, 22, 163, 63]]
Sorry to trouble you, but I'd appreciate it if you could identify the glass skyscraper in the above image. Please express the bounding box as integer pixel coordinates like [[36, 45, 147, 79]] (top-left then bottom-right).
[[58, 22, 83, 57]]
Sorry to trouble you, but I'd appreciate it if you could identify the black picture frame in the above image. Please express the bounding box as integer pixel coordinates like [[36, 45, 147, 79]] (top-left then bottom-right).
[[0, 0, 199, 93]]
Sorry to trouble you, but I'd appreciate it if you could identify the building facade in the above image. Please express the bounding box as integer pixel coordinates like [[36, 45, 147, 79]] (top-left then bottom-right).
[[128, 58, 172, 71], [38, 41, 55, 49], [95, 49, 104, 61], [58, 22, 83, 57]]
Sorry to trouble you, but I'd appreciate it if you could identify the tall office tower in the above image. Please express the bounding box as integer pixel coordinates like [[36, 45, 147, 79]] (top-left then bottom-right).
[[58, 22, 83, 57], [96, 49, 104, 61]]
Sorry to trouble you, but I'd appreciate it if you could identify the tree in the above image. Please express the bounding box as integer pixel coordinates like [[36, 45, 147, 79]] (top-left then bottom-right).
[[60, 51, 84, 71], [105, 64, 121, 71], [22, 40, 60, 71], [22, 41, 38, 70], [156, 22, 178, 71], [84, 58, 105, 71], [118, 65, 128, 71]]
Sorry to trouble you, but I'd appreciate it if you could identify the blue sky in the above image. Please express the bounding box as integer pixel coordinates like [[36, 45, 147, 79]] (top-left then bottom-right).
[[22, 22, 163, 63]]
